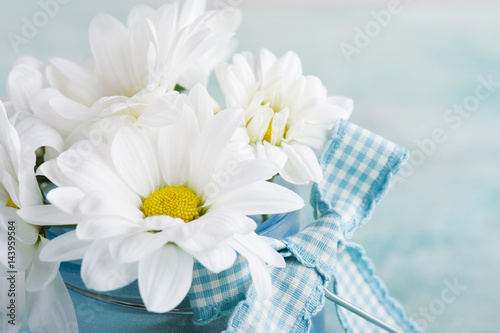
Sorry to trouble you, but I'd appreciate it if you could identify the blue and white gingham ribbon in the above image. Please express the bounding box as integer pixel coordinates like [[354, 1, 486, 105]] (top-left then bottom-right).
[[187, 120, 421, 332]]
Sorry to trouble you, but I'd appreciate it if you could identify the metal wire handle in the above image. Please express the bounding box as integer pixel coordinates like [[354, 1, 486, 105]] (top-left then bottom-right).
[[324, 287, 403, 333]]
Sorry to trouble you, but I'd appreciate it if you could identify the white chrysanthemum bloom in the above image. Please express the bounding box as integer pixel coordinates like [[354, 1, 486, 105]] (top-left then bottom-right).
[[21, 85, 304, 313], [0, 102, 77, 332], [217, 49, 353, 184], [28, 0, 240, 139]]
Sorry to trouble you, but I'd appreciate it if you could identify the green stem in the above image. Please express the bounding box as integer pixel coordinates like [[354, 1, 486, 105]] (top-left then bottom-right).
[[174, 84, 186, 93]]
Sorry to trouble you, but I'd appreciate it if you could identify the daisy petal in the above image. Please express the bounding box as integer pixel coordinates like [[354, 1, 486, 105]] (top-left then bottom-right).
[[46, 57, 103, 106], [226, 237, 274, 300], [36, 159, 66, 188], [25, 238, 59, 292], [127, 20, 153, 91], [137, 91, 183, 127], [202, 159, 279, 204], [18, 204, 79, 226], [190, 108, 244, 191], [232, 233, 286, 268], [246, 255, 273, 300], [262, 141, 288, 168], [48, 92, 95, 121], [28, 273, 78, 333], [39, 231, 91, 262], [141, 215, 178, 231], [79, 191, 144, 221], [15, 115, 63, 154], [46, 187, 85, 215], [280, 143, 323, 184], [186, 83, 214, 130], [157, 105, 199, 186], [56, 149, 140, 206], [255, 48, 279, 82], [7, 63, 44, 112], [111, 126, 160, 198], [288, 123, 327, 150], [0, 105, 21, 173], [190, 242, 236, 274], [211, 181, 304, 216], [30, 88, 81, 135], [199, 210, 256, 235], [76, 216, 144, 241], [138, 244, 193, 313], [81, 240, 138, 291], [108, 230, 171, 263], [279, 51, 302, 82], [90, 13, 134, 95], [2, 172, 20, 207], [176, 226, 225, 253]]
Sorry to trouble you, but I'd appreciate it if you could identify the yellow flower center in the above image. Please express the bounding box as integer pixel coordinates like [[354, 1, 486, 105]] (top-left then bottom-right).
[[142, 185, 202, 223], [259, 100, 289, 144], [263, 119, 275, 143], [262, 103, 280, 143], [263, 118, 289, 144], [5, 197, 20, 210]]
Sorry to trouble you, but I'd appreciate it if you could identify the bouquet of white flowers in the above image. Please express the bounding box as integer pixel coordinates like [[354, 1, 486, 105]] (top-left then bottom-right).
[[0, 1, 360, 331]]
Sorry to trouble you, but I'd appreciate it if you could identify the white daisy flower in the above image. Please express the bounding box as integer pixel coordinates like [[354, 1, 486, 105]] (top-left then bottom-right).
[[28, 0, 241, 137], [0, 102, 76, 332], [3, 55, 79, 172], [217, 48, 353, 184], [21, 86, 304, 313]]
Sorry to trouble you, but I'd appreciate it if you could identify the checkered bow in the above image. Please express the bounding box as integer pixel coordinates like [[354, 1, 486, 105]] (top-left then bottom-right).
[[187, 120, 421, 333]]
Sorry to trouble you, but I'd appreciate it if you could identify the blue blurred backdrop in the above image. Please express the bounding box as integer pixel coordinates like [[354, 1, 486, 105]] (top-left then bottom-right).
[[1, 1, 499, 332]]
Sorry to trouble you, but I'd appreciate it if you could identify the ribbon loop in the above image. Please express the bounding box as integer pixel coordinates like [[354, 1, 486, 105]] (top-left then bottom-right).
[[312, 120, 408, 239]]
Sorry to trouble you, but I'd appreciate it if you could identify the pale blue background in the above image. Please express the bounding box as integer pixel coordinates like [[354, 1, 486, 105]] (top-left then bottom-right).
[[1, 1, 499, 332]]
